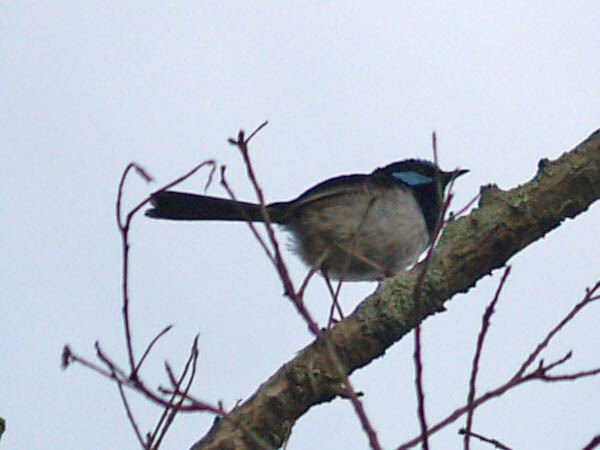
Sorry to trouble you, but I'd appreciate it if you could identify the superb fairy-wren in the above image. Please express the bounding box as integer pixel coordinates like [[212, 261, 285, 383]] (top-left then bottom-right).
[[146, 159, 468, 281]]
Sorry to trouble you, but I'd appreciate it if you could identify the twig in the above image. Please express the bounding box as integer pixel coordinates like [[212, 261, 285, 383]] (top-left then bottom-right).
[[321, 337, 383, 450], [116, 162, 153, 374], [412, 190, 454, 303], [581, 434, 600, 450], [413, 324, 429, 450], [341, 376, 382, 450], [411, 132, 456, 450], [219, 166, 275, 265], [464, 266, 511, 450], [116, 376, 147, 449], [226, 123, 321, 336], [451, 192, 481, 219], [324, 270, 345, 328], [512, 280, 600, 381], [62, 345, 117, 380], [134, 325, 174, 377], [398, 279, 600, 450], [152, 335, 200, 449], [296, 264, 321, 300], [431, 132, 439, 167], [227, 122, 295, 296], [459, 428, 513, 450], [116, 160, 216, 376]]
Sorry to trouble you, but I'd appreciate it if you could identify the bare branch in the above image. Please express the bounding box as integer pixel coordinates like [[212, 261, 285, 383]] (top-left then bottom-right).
[[134, 325, 174, 377], [226, 123, 321, 335], [581, 434, 600, 450], [116, 159, 216, 375], [413, 324, 429, 450], [152, 335, 201, 449], [398, 277, 600, 449], [116, 378, 147, 449], [513, 280, 600, 380], [451, 192, 481, 219], [464, 265, 512, 450]]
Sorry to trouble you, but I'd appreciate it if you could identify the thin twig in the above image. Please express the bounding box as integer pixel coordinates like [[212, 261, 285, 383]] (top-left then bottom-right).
[[451, 192, 481, 219], [341, 377, 382, 450], [413, 324, 429, 450], [431, 132, 439, 167], [227, 123, 321, 335], [116, 376, 147, 449], [412, 190, 454, 303], [464, 266, 511, 450], [459, 428, 514, 450], [95, 341, 130, 381], [116, 162, 151, 373], [134, 325, 174, 377], [541, 366, 600, 381], [410, 133, 456, 450], [152, 335, 200, 449], [62, 345, 116, 380], [219, 166, 275, 265], [324, 270, 345, 328], [228, 123, 297, 297], [116, 160, 216, 376], [322, 337, 383, 450], [513, 280, 600, 381], [297, 264, 321, 299], [87, 341, 209, 412], [581, 434, 600, 450]]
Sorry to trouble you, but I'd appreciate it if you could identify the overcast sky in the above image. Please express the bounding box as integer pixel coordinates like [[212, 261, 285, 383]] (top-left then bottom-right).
[[3, 2, 600, 449]]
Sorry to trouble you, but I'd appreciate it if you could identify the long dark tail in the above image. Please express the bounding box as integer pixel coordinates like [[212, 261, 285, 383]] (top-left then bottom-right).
[[145, 191, 286, 222]]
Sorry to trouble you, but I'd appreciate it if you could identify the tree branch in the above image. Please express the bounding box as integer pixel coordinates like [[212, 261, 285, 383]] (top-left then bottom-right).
[[191, 129, 600, 450]]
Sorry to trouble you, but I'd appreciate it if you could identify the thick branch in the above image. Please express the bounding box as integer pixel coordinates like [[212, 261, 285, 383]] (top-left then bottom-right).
[[191, 129, 600, 450]]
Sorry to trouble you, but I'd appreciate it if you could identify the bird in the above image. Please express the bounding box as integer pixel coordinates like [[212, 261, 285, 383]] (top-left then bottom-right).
[[146, 159, 468, 281]]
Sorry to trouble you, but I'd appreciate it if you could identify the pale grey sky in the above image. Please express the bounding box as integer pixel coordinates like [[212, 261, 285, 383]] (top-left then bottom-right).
[[2, 2, 600, 449]]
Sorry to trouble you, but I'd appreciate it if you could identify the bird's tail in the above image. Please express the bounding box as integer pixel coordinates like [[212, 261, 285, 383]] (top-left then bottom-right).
[[145, 191, 284, 223]]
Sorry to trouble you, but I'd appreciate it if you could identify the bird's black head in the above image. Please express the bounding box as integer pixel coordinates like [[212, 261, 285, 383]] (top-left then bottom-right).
[[373, 158, 469, 235]]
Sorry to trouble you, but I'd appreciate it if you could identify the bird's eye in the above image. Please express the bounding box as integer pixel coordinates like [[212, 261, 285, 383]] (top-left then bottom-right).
[[392, 171, 432, 185]]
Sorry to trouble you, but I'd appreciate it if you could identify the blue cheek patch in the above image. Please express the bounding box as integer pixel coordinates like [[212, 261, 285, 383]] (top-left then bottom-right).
[[392, 171, 433, 186]]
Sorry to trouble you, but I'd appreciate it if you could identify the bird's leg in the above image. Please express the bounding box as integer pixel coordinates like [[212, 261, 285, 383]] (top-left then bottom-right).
[[322, 268, 345, 327]]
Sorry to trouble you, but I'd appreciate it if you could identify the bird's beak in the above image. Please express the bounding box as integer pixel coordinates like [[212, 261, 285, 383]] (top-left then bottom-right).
[[453, 168, 469, 179], [441, 168, 469, 185]]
